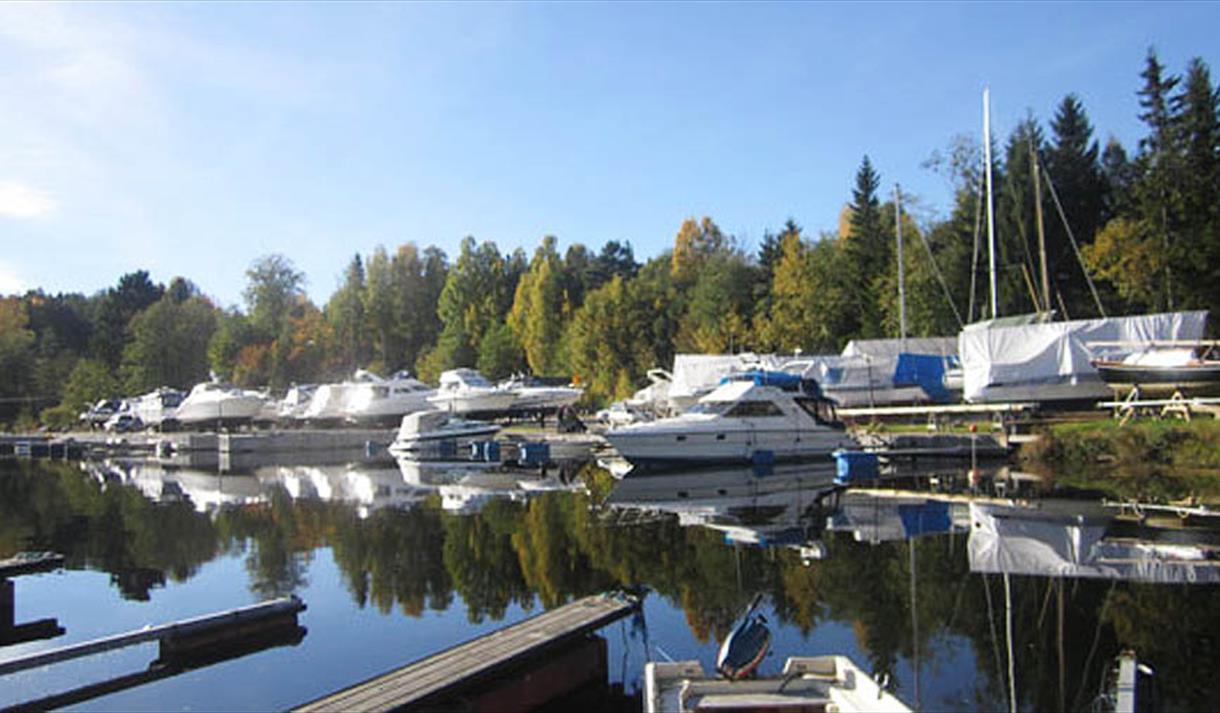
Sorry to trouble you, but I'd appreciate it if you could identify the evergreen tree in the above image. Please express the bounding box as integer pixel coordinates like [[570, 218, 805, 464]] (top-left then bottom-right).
[[1045, 94, 1107, 316], [90, 270, 164, 368], [327, 254, 368, 374], [995, 116, 1046, 315], [1133, 48, 1182, 309], [842, 156, 889, 338], [1170, 58, 1220, 310]]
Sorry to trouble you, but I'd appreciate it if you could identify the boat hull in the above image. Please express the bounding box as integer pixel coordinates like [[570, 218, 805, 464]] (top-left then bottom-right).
[[605, 428, 853, 472], [175, 395, 265, 424], [1094, 361, 1220, 397]]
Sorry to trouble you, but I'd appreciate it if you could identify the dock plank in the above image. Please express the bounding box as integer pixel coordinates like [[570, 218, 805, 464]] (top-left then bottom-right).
[[297, 593, 639, 712]]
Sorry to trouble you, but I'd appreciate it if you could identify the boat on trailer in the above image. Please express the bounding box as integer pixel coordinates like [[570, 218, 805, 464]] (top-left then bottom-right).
[[1091, 340, 1220, 397]]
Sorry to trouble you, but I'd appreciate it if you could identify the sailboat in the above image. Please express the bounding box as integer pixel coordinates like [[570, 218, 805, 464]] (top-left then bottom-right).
[[959, 89, 1207, 405]]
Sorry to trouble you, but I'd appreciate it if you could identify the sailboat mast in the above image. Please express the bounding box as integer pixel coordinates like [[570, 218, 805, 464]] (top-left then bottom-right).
[[1031, 141, 1050, 314], [983, 88, 998, 319], [895, 183, 907, 347]]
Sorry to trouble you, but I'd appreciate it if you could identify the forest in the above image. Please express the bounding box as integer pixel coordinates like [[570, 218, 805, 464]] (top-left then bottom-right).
[[2, 49, 1218, 428]]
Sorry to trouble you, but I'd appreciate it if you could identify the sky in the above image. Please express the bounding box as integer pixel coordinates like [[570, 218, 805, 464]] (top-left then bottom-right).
[[2, 1, 1219, 309]]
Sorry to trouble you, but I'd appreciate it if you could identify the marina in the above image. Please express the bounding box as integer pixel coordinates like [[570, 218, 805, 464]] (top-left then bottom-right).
[[1, 4, 1218, 711]]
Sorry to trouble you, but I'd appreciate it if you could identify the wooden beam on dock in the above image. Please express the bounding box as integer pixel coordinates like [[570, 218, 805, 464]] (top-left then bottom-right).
[[0, 552, 64, 579], [297, 592, 641, 713], [0, 595, 305, 676]]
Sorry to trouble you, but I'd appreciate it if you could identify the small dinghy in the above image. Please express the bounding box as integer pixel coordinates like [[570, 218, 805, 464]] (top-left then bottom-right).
[[716, 593, 771, 680]]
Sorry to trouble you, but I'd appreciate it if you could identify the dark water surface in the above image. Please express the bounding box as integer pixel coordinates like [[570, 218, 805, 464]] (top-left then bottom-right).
[[1, 457, 1217, 711]]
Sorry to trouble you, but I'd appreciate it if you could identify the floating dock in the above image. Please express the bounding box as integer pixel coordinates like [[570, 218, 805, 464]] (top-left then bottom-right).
[[297, 593, 640, 712]]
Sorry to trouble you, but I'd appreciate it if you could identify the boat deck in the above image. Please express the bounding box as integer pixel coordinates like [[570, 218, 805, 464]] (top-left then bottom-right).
[[296, 593, 640, 712]]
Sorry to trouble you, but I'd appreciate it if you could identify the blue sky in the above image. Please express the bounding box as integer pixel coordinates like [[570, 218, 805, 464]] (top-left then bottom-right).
[[2, 1, 1218, 308]]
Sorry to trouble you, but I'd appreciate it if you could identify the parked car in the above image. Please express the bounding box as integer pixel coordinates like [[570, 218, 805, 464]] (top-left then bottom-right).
[[79, 399, 123, 430], [103, 412, 144, 433]]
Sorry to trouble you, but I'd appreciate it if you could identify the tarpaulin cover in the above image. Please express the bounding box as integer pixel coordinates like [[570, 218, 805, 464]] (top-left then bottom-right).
[[959, 311, 1207, 402]]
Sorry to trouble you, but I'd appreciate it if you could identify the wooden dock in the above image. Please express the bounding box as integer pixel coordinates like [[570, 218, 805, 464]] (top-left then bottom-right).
[[297, 593, 640, 712]]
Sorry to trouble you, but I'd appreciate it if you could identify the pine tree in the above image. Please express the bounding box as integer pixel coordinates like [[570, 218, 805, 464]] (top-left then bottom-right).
[[1045, 94, 1107, 316], [842, 156, 888, 337], [1170, 58, 1220, 310], [1134, 48, 1182, 309]]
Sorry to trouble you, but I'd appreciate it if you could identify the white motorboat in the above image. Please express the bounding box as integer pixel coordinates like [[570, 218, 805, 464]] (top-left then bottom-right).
[[388, 409, 502, 454], [645, 655, 910, 713], [426, 368, 518, 415], [499, 374, 583, 414], [299, 369, 384, 424], [174, 381, 267, 426], [343, 371, 435, 424], [127, 387, 186, 430], [605, 371, 855, 471], [277, 384, 317, 421]]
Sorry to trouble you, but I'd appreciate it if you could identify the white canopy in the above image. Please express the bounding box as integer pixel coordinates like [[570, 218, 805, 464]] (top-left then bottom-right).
[[959, 310, 1207, 402]]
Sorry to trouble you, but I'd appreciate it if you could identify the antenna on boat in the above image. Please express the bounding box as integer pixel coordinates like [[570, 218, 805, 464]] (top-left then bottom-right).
[[983, 87, 999, 319]]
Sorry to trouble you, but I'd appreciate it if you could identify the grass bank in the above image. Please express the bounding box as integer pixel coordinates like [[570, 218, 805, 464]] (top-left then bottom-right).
[[1021, 419, 1220, 502]]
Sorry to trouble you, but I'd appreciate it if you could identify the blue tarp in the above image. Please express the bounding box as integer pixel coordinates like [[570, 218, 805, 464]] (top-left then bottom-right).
[[893, 353, 956, 403]]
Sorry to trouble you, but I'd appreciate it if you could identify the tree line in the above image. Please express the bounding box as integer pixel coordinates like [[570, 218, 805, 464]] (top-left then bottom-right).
[[1, 49, 1218, 428]]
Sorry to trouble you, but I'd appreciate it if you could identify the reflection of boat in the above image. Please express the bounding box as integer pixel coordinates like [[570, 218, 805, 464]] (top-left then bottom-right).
[[604, 462, 836, 510], [175, 382, 267, 426], [1091, 342, 1220, 397], [968, 501, 1220, 583], [342, 371, 435, 424], [427, 369, 518, 415], [258, 463, 432, 517], [605, 371, 854, 471], [388, 411, 501, 455], [716, 593, 770, 680], [645, 655, 911, 712]]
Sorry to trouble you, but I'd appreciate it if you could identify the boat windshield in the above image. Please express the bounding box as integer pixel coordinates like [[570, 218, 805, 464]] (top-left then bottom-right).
[[686, 400, 734, 415], [796, 398, 838, 425]]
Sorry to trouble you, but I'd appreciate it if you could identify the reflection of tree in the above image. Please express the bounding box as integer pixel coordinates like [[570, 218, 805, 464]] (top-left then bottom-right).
[[214, 487, 325, 598], [443, 499, 533, 622], [513, 493, 616, 608], [329, 501, 452, 616], [0, 462, 220, 600], [1104, 583, 1220, 710]]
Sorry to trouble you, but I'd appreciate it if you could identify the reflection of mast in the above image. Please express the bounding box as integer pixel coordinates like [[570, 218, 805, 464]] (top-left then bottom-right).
[[1004, 573, 1016, 713], [908, 536, 920, 709]]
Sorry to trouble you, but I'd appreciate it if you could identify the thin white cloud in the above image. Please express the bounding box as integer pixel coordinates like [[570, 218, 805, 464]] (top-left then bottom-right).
[[0, 181, 56, 218], [0, 260, 29, 295]]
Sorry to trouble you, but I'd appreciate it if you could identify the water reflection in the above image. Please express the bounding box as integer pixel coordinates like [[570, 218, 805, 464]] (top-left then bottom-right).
[[2, 456, 1219, 710]]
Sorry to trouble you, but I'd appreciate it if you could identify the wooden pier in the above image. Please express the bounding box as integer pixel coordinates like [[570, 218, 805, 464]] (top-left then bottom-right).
[[297, 593, 640, 713]]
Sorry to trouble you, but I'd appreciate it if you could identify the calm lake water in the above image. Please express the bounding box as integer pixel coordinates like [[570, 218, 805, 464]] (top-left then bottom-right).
[[1, 455, 1217, 711]]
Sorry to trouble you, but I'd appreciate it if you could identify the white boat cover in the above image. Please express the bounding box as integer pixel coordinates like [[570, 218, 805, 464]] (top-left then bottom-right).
[[967, 503, 1220, 583], [669, 353, 784, 401], [959, 310, 1207, 402], [840, 336, 958, 359]]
